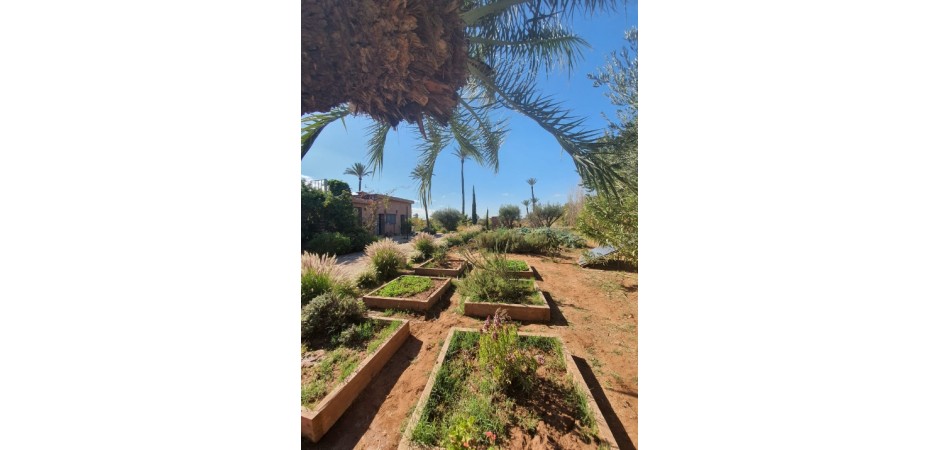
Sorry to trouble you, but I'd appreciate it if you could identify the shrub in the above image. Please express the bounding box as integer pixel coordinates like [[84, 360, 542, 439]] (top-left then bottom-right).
[[529, 202, 566, 228], [365, 238, 407, 281], [355, 267, 379, 289], [300, 292, 367, 343], [443, 233, 464, 248], [431, 208, 463, 232], [412, 231, 436, 261], [301, 252, 351, 306], [497, 205, 521, 228], [304, 231, 352, 256], [348, 228, 377, 252], [301, 271, 333, 306], [458, 251, 541, 305], [478, 310, 538, 393]]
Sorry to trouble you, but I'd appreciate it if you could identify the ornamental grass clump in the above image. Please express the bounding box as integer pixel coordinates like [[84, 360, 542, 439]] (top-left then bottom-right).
[[301, 252, 353, 306], [411, 231, 436, 261], [366, 238, 407, 281]]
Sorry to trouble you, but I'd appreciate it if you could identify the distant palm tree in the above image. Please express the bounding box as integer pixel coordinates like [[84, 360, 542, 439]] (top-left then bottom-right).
[[521, 199, 531, 216], [343, 162, 373, 192], [410, 165, 433, 229], [526, 178, 538, 205], [454, 145, 486, 216]]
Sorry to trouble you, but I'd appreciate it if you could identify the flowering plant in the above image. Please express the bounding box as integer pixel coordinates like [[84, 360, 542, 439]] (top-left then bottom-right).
[[478, 309, 538, 393]]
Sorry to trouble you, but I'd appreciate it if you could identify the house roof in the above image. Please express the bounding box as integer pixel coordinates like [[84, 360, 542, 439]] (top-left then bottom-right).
[[350, 192, 415, 205]]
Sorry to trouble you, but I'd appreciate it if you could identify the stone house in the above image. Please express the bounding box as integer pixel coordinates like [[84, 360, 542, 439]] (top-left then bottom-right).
[[351, 192, 414, 237]]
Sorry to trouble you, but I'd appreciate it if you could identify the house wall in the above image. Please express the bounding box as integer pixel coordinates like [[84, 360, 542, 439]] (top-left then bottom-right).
[[352, 196, 413, 237]]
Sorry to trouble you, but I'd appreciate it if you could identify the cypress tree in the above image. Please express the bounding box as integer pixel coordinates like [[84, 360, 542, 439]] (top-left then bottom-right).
[[484, 208, 489, 230], [471, 186, 478, 224]]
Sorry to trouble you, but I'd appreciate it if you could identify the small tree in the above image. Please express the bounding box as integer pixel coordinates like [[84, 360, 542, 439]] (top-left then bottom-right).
[[431, 208, 463, 232], [521, 199, 530, 216], [484, 208, 490, 230], [530, 202, 565, 228], [498, 205, 521, 228]]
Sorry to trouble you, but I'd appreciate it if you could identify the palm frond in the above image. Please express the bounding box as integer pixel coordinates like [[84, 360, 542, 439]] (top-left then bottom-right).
[[461, 0, 528, 25], [366, 121, 392, 173], [468, 61, 623, 195], [301, 106, 349, 159], [468, 19, 587, 75], [456, 98, 506, 172]]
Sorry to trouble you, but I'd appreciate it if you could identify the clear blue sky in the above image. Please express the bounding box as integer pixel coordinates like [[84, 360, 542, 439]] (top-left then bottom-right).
[[302, 2, 638, 219]]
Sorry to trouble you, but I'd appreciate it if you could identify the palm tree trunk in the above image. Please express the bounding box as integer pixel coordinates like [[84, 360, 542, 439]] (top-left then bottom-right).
[[358, 177, 362, 192], [460, 159, 465, 216], [530, 186, 535, 204], [424, 194, 430, 230]]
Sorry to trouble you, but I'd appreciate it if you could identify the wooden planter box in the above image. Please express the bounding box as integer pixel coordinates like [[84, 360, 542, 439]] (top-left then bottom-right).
[[301, 316, 410, 443], [505, 263, 536, 279], [398, 327, 619, 449], [462, 283, 550, 322], [413, 259, 468, 278], [362, 276, 452, 312]]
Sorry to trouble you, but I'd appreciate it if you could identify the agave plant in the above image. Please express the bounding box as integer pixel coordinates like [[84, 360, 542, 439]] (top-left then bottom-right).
[[302, 0, 625, 194]]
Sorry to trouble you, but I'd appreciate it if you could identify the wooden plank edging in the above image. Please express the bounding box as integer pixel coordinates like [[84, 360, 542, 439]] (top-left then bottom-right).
[[398, 327, 619, 449], [362, 276, 452, 311], [301, 316, 411, 443]]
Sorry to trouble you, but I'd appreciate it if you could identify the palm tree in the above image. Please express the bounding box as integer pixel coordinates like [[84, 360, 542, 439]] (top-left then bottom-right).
[[410, 165, 433, 230], [343, 162, 373, 192], [526, 178, 537, 205], [302, 0, 624, 195], [454, 144, 485, 216], [521, 199, 530, 216]]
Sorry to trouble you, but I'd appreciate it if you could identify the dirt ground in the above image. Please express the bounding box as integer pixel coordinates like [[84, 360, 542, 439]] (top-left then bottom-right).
[[303, 249, 638, 449]]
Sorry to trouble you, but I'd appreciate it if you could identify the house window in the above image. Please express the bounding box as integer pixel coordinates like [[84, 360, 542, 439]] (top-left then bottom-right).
[[386, 215, 396, 225]]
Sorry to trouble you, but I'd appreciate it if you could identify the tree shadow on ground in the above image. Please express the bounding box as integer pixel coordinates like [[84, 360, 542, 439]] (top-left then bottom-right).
[[572, 355, 637, 450], [542, 291, 569, 326], [423, 283, 455, 320], [302, 334, 423, 450]]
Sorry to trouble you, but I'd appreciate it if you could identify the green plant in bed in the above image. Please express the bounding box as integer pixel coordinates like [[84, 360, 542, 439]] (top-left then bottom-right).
[[375, 275, 434, 298], [501, 259, 528, 271], [411, 311, 597, 448]]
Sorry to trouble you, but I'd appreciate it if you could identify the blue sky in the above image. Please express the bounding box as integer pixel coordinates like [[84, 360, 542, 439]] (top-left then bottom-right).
[[302, 3, 638, 219]]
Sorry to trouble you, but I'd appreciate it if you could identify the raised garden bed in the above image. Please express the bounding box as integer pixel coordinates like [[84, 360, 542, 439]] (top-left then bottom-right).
[[362, 275, 451, 312], [399, 326, 618, 449], [462, 279, 550, 322], [301, 316, 410, 443], [413, 258, 468, 278], [502, 259, 536, 279]]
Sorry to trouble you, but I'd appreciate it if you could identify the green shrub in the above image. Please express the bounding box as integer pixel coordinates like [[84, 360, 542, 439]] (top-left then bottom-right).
[[348, 228, 377, 252], [458, 252, 540, 305], [478, 310, 538, 393], [355, 267, 379, 289], [412, 231, 436, 261], [304, 231, 352, 256], [431, 208, 464, 232], [301, 271, 333, 306], [443, 233, 464, 248], [375, 275, 434, 297], [300, 292, 367, 343], [365, 238, 407, 281]]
